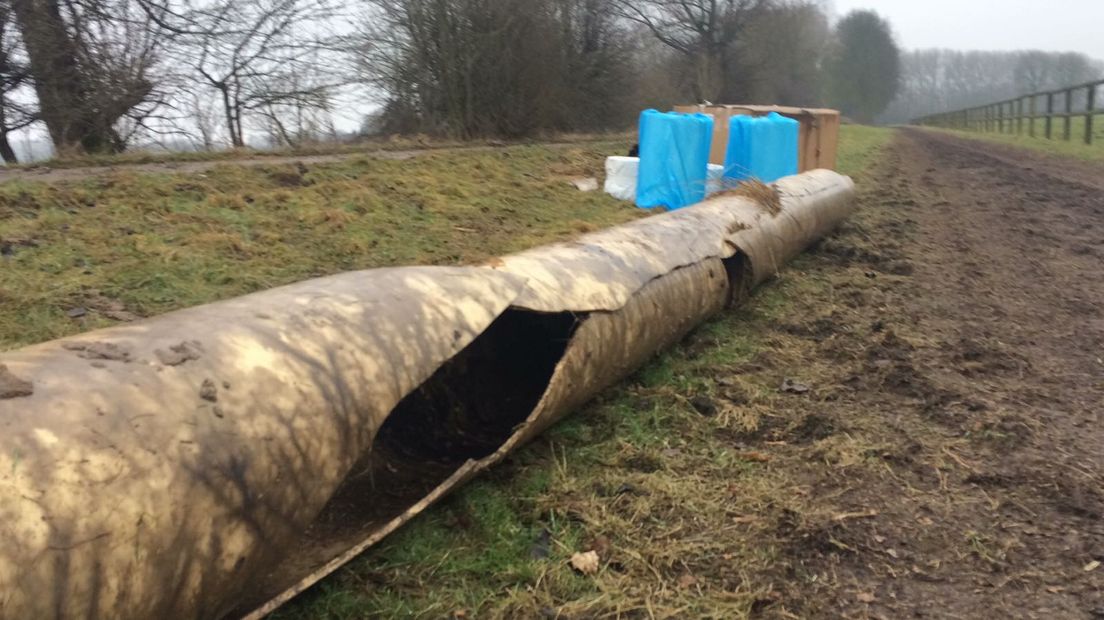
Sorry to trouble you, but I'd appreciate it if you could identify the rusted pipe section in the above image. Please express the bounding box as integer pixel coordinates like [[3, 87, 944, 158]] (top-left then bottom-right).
[[0, 170, 855, 619]]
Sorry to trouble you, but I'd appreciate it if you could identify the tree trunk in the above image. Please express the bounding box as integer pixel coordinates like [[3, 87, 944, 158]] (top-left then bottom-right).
[[10, 0, 117, 155], [0, 131, 17, 164], [694, 48, 724, 103], [218, 85, 243, 147]]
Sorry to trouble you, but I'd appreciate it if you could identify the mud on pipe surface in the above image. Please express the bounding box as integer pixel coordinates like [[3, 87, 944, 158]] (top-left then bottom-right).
[[0, 169, 855, 619]]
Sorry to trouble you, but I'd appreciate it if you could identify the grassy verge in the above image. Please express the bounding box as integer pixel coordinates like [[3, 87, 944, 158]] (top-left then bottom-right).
[[272, 124, 897, 619], [0, 141, 639, 349], [922, 116, 1104, 161]]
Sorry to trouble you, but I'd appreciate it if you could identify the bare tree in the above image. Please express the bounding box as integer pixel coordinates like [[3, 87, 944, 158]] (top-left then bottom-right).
[[0, 4, 35, 163], [739, 1, 828, 105], [176, 0, 338, 148], [253, 51, 337, 148], [354, 0, 634, 138], [614, 0, 768, 102], [9, 0, 163, 154]]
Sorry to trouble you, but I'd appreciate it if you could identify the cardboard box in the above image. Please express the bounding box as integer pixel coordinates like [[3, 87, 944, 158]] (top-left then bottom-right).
[[673, 104, 841, 172]]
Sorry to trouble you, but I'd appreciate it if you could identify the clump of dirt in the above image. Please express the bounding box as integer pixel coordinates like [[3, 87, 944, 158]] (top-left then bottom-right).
[[790, 413, 836, 443], [815, 236, 888, 266], [0, 364, 33, 399], [76, 289, 141, 322], [0, 237, 39, 257], [866, 330, 913, 362], [621, 452, 663, 473], [689, 395, 717, 416], [778, 316, 839, 341], [63, 341, 133, 362], [266, 163, 311, 187], [199, 379, 218, 402], [156, 341, 203, 366], [952, 337, 1029, 377]]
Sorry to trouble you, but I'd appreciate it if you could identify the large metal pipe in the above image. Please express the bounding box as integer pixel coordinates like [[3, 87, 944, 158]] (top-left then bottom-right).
[[0, 169, 855, 619]]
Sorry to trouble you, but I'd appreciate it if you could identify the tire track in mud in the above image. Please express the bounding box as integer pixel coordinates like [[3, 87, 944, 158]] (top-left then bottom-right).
[[767, 129, 1104, 619]]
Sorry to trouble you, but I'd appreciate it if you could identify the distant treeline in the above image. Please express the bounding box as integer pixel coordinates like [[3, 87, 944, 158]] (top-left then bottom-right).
[[0, 0, 907, 162], [880, 50, 1104, 124], [3, 0, 1099, 162]]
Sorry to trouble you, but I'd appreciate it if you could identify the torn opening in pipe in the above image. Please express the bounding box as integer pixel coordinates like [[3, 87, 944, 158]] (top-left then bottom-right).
[[232, 309, 585, 615]]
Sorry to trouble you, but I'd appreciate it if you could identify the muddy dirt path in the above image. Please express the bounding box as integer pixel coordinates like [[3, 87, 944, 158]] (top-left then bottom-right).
[[769, 129, 1104, 618]]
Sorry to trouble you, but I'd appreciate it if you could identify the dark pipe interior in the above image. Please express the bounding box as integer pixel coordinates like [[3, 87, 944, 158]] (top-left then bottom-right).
[[313, 308, 582, 530], [723, 252, 752, 307], [375, 308, 581, 465]]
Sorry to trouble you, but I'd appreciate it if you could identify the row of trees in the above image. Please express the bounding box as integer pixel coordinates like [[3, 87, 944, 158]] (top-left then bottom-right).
[[0, 0, 341, 161], [880, 49, 1104, 124], [0, 0, 968, 162]]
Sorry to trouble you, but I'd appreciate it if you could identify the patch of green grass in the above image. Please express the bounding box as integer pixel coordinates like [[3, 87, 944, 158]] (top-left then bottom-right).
[[272, 124, 898, 619], [923, 115, 1104, 161], [834, 124, 896, 177], [0, 142, 639, 349]]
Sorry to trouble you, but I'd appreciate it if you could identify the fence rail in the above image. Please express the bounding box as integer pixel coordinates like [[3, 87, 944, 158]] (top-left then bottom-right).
[[912, 78, 1104, 145]]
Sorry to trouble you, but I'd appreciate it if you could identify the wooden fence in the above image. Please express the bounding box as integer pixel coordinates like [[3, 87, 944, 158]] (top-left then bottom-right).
[[913, 79, 1104, 145]]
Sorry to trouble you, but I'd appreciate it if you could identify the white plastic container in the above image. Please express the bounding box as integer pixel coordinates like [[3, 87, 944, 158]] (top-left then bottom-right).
[[603, 156, 639, 202]]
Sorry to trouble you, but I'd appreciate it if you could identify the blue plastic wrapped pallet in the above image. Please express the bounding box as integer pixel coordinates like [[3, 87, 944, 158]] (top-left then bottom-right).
[[635, 110, 713, 210], [724, 111, 800, 183]]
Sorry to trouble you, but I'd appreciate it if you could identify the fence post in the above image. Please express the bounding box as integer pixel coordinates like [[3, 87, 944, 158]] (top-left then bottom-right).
[[1029, 96, 1036, 137], [1017, 98, 1023, 135], [1087, 84, 1097, 145], [1045, 93, 1054, 139], [1064, 88, 1073, 141]]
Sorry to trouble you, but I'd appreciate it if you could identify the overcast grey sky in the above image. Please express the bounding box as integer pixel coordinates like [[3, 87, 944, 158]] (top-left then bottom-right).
[[831, 0, 1104, 62]]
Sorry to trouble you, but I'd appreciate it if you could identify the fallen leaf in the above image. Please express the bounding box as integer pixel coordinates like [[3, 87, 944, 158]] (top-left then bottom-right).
[[1084, 560, 1101, 572], [570, 550, 600, 575], [856, 592, 876, 603]]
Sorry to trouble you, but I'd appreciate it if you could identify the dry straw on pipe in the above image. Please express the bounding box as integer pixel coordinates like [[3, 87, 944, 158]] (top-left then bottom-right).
[[0, 169, 855, 619]]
